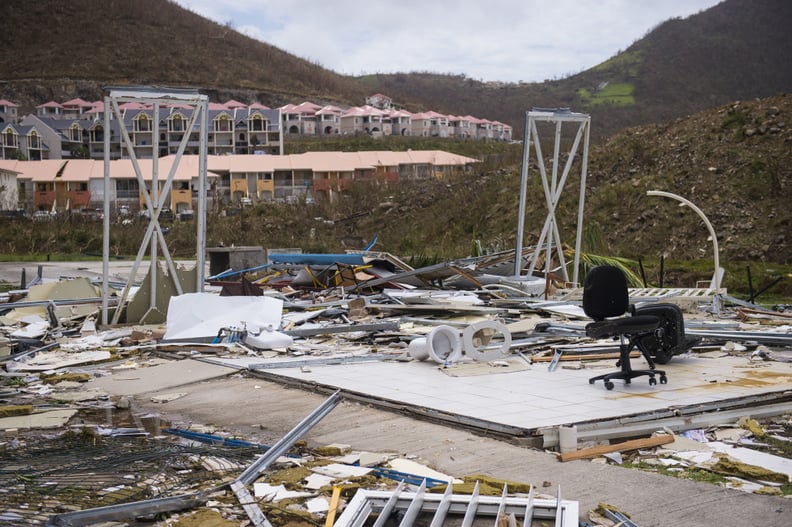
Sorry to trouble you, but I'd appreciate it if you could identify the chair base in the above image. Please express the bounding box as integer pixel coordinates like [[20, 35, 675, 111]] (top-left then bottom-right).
[[588, 339, 668, 390], [589, 368, 667, 391]]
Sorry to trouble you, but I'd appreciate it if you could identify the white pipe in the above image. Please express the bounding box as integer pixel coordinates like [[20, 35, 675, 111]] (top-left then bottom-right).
[[646, 190, 721, 313]]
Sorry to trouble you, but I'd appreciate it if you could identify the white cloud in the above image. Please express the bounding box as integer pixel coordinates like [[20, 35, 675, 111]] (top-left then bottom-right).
[[175, 0, 722, 82]]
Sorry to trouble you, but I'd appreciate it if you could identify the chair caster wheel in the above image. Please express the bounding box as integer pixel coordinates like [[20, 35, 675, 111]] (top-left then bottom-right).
[[660, 375, 668, 384], [589, 379, 595, 384], [604, 380, 614, 390], [649, 376, 657, 386], [625, 378, 631, 385]]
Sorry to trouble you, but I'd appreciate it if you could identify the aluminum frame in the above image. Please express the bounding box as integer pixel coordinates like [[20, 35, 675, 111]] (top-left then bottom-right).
[[514, 109, 590, 287], [334, 481, 578, 527], [102, 86, 208, 325]]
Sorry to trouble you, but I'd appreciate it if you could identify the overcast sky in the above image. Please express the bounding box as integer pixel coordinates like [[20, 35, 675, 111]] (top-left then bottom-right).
[[175, 0, 723, 83]]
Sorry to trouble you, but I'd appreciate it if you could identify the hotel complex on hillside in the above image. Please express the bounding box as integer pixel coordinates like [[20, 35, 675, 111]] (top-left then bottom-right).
[[0, 95, 502, 215], [0, 94, 511, 162]]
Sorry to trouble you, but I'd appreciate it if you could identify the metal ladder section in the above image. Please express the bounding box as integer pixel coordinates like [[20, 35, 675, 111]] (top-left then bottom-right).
[[333, 480, 578, 527]]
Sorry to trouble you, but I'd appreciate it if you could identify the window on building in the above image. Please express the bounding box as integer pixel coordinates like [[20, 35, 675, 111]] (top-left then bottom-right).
[[250, 115, 265, 131], [70, 124, 81, 142], [171, 114, 184, 132], [135, 115, 150, 132], [116, 178, 140, 199], [215, 115, 231, 132]]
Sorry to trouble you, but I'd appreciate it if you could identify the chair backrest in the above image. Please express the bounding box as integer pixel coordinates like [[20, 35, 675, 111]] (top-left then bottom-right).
[[582, 265, 629, 320]]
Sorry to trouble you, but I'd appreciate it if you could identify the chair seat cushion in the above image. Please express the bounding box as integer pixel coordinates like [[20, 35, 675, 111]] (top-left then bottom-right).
[[585, 315, 660, 339]]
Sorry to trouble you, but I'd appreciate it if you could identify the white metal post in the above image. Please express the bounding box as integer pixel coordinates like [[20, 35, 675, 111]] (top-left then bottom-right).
[[513, 111, 532, 276], [102, 97, 111, 325]]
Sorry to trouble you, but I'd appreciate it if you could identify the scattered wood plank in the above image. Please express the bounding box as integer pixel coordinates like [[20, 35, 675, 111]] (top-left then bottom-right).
[[559, 434, 674, 462], [530, 351, 639, 363]]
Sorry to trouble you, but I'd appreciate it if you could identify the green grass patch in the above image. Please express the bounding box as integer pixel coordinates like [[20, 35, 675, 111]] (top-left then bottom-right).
[[593, 49, 644, 76], [578, 82, 635, 107]]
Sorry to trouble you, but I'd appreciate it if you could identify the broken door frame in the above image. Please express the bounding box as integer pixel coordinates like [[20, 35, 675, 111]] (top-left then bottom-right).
[[514, 109, 590, 286], [101, 87, 208, 325]]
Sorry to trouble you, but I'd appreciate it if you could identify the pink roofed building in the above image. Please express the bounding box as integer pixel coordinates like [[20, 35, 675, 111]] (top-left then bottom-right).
[[315, 105, 343, 135], [61, 98, 95, 119], [365, 93, 393, 110], [448, 115, 474, 139], [388, 109, 412, 136], [281, 101, 321, 135], [36, 101, 64, 118], [340, 106, 390, 136], [0, 99, 19, 124], [2, 149, 477, 212]]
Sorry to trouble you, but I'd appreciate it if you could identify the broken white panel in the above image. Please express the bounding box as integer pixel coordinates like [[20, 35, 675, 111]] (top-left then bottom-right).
[[304, 473, 336, 490], [358, 451, 397, 467], [673, 450, 718, 465], [10, 319, 50, 339], [707, 441, 792, 482], [673, 443, 792, 483], [253, 482, 314, 501], [724, 477, 768, 493], [164, 293, 287, 342], [536, 304, 587, 319], [244, 328, 293, 350], [310, 463, 372, 479], [388, 458, 462, 485], [383, 289, 484, 306], [6, 350, 112, 372], [282, 309, 326, 326], [58, 334, 107, 351], [305, 496, 331, 514]]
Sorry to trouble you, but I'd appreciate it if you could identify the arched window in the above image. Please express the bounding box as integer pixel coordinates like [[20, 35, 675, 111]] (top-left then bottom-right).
[[4, 128, 16, 146], [136, 114, 150, 132], [215, 115, 231, 132], [171, 114, 183, 132], [250, 115, 265, 132]]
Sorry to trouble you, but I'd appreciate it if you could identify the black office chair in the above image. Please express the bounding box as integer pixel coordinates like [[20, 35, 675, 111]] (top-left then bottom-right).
[[583, 265, 668, 390]]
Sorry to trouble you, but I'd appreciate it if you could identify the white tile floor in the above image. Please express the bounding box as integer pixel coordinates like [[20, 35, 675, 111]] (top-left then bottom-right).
[[209, 351, 792, 431]]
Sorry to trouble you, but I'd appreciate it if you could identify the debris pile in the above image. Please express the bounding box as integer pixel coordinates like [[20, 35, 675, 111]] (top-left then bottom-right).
[[1, 254, 791, 525]]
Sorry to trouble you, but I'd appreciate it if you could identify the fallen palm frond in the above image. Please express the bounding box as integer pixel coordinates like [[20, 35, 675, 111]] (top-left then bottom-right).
[[564, 249, 643, 287]]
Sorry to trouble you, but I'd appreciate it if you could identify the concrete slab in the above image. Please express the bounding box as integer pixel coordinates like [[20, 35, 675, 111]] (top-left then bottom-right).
[[129, 376, 792, 527], [85, 358, 234, 396], [206, 353, 792, 434], [0, 409, 78, 430]]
